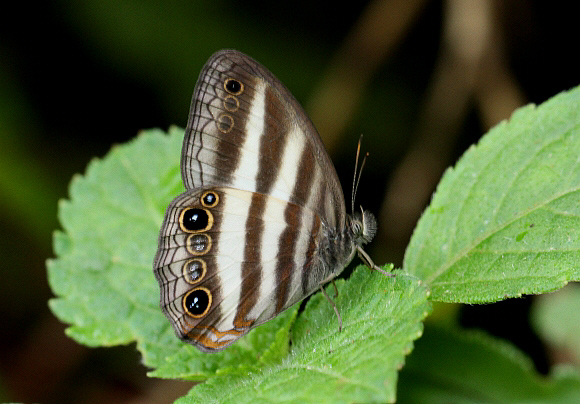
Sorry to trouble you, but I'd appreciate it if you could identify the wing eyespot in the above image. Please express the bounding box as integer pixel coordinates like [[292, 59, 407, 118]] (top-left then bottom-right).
[[183, 258, 207, 284], [179, 207, 213, 233], [186, 234, 212, 255], [183, 287, 212, 318], [201, 190, 219, 208], [216, 113, 234, 133], [224, 78, 243, 95], [223, 95, 239, 112]]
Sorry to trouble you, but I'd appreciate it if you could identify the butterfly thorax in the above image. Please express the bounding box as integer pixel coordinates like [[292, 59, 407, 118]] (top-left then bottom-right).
[[316, 209, 377, 283]]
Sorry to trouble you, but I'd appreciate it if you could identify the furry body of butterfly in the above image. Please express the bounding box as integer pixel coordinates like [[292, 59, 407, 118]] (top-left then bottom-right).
[[153, 50, 380, 352]]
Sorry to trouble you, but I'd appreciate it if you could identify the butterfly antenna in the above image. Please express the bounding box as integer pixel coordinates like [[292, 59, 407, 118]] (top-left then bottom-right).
[[354, 152, 368, 208], [351, 136, 363, 215], [351, 136, 369, 215]]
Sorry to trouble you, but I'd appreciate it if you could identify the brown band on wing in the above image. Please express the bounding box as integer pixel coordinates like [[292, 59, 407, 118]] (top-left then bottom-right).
[[274, 203, 300, 313], [274, 145, 318, 313], [301, 214, 322, 296], [234, 192, 266, 328], [255, 85, 290, 193]]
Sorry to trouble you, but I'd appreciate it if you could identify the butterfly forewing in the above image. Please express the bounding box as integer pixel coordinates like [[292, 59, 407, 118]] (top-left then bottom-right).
[[181, 50, 345, 229]]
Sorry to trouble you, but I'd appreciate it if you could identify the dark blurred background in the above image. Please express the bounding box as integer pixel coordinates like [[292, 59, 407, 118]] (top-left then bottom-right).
[[0, 0, 577, 402]]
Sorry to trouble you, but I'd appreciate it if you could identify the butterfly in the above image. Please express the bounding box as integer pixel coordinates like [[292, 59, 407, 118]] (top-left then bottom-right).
[[153, 50, 387, 352]]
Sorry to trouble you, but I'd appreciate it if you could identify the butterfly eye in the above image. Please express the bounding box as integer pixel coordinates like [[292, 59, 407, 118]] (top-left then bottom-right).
[[351, 220, 362, 235], [201, 191, 219, 208], [224, 78, 243, 95], [180, 208, 213, 232], [183, 258, 206, 284], [183, 287, 212, 318]]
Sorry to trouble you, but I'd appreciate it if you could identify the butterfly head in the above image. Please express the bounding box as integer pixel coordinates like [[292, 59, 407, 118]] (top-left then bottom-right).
[[350, 208, 377, 246]]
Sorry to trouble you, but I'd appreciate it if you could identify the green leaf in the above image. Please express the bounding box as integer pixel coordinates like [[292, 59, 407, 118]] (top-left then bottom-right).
[[398, 326, 580, 403], [404, 85, 580, 302], [532, 283, 580, 364], [47, 127, 297, 375], [178, 269, 430, 404]]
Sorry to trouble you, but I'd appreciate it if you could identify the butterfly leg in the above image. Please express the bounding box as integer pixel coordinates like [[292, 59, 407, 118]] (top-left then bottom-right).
[[320, 284, 343, 332], [356, 246, 394, 278], [331, 279, 339, 298]]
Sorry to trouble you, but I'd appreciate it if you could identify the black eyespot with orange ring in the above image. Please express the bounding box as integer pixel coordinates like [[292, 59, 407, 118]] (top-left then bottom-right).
[[179, 207, 213, 233], [183, 287, 212, 318], [224, 78, 243, 95], [201, 191, 219, 208]]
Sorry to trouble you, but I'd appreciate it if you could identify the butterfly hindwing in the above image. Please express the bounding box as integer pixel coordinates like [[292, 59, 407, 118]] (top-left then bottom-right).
[[153, 186, 324, 352]]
